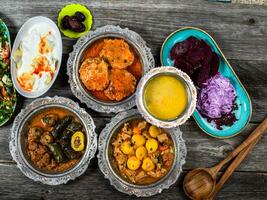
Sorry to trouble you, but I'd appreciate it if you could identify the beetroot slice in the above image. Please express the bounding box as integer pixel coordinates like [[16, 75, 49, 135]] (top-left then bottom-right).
[[170, 39, 190, 59], [187, 48, 205, 63], [196, 64, 211, 86], [174, 58, 192, 75], [170, 36, 220, 88], [202, 45, 213, 65], [188, 36, 201, 50], [210, 52, 220, 76]]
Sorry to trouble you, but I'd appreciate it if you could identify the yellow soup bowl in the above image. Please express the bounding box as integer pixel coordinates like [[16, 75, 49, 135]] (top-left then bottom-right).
[[136, 67, 197, 128]]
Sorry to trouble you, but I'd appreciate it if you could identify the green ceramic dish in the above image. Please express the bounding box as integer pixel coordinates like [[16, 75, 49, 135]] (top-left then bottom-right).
[[160, 27, 252, 138], [0, 19, 16, 126], [58, 4, 93, 39]]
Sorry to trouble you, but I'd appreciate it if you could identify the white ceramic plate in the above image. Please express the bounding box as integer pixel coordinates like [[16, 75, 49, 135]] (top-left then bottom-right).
[[11, 16, 62, 98]]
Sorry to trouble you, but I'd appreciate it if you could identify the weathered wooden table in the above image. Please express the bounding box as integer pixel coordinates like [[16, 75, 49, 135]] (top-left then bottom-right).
[[0, 0, 266, 199]]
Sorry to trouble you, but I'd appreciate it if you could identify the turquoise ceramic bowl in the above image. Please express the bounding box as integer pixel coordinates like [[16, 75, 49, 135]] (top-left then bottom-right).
[[160, 27, 252, 138]]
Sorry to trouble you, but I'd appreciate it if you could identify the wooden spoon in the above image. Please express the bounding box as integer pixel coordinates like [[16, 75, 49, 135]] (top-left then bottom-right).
[[183, 118, 267, 200], [207, 134, 261, 200]]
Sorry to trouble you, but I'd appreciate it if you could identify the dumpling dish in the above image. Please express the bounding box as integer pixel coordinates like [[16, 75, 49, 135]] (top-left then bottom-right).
[[111, 119, 174, 185]]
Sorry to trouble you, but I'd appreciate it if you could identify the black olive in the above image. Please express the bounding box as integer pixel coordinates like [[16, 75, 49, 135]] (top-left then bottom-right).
[[61, 15, 70, 29], [75, 11, 86, 22], [68, 16, 81, 32], [78, 23, 86, 32]]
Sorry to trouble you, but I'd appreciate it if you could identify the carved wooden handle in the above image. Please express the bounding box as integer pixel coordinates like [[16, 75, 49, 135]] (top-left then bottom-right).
[[208, 136, 260, 200], [211, 118, 267, 176], [208, 118, 267, 199]]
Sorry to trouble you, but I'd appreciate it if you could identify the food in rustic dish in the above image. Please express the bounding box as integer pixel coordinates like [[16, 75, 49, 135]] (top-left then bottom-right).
[[0, 26, 16, 125], [13, 22, 60, 93], [197, 73, 237, 129], [170, 36, 219, 87], [170, 36, 238, 130], [79, 38, 142, 101], [112, 119, 174, 184], [79, 57, 109, 91], [104, 69, 137, 101], [143, 74, 188, 120], [99, 39, 135, 69], [25, 107, 86, 172], [61, 12, 86, 33]]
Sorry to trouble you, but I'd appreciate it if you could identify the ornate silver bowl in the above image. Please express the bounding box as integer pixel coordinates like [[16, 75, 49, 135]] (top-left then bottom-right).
[[9, 96, 97, 185], [67, 25, 155, 113], [136, 67, 197, 128], [98, 109, 186, 197]]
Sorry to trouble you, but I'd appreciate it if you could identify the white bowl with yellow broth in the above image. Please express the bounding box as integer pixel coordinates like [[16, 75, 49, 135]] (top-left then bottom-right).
[[11, 16, 62, 98], [136, 67, 197, 128]]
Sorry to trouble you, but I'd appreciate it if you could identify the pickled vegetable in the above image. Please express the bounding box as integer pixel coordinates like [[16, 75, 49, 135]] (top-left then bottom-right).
[[47, 143, 66, 163], [60, 122, 84, 158], [71, 131, 85, 151], [127, 156, 141, 170], [145, 138, 158, 153]]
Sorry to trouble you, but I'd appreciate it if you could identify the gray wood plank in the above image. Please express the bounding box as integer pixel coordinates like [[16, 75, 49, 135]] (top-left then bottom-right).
[[0, 0, 267, 61], [0, 0, 266, 199], [0, 163, 266, 200]]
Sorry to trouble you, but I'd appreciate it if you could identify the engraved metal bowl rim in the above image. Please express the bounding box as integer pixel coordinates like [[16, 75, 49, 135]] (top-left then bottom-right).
[[97, 109, 187, 197], [136, 67, 197, 128], [9, 96, 97, 185], [67, 25, 155, 113]]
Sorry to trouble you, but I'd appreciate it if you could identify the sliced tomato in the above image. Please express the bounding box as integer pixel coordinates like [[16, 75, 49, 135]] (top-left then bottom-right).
[[1, 42, 10, 60], [1, 86, 7, 99]]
